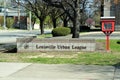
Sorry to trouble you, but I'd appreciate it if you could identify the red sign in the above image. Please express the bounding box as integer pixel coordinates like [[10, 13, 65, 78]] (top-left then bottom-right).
[[101, 17, 115, 51], [101, 17, 115, 32]]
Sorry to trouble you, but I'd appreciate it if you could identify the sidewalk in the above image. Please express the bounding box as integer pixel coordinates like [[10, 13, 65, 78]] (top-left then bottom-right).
[[0, 62, 120, 80]]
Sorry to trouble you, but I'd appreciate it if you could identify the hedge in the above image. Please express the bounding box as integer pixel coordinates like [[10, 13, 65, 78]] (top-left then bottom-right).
[[52, 27, 71, 37]]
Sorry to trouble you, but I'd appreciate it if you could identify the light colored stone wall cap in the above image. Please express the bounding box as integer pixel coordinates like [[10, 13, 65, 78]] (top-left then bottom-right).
[[101, 17, 115, 19]]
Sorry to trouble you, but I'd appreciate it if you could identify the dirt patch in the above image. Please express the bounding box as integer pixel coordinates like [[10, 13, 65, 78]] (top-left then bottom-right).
[[96, 42, 106, 52], [26, 53, 78, 58]]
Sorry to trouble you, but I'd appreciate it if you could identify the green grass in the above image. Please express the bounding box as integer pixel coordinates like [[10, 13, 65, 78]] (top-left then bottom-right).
[[110, 40, 120, 52], [24, 53, 120, 66], [0, 27, 20, 30], [97, 39, 120, 52], [37, 33, 52, 38], [0, 40, 120, 66], [0, 52, 120, 66]]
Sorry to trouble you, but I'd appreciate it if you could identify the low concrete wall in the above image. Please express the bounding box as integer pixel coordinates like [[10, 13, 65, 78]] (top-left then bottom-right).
[[17, 38, 96, 52], [0, 43, 16, 52]]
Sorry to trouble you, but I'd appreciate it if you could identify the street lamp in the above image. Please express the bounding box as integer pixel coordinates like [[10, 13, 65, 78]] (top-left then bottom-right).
[[3, 0, 7, 30]]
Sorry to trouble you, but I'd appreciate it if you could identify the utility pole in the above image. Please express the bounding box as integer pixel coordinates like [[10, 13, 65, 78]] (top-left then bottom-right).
[[3, 0, 7, 30], [29, 11, 32, 31], [18, 0, 20, 29]]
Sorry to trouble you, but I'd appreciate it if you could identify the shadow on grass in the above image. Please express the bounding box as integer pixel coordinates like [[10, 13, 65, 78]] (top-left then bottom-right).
[[4, 48, 17, 53], [113, 62, 120, 69], [90, 29, 101, 31]]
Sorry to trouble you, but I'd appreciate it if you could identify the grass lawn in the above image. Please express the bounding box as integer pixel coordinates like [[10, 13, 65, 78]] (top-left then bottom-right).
[[37, 33, 52, 38], [0, 39, 120, 66], [23, 52, 120, 66], [110, 40, 120, 52]]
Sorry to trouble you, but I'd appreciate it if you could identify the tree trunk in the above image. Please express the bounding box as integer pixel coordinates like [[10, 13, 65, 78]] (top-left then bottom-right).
[[32, 19, 36, 30], [72, 0, 80, 38], [101, 1, 104, 17], [72, 20, 80, 38], [63, 19, 68, 27], [40, 19, 44, 34], [52, 19, 57, 28]]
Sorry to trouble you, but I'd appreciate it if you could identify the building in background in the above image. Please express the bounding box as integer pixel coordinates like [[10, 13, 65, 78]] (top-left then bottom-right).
[[0, 0, 27, 29], [103, 0, 120, 30]]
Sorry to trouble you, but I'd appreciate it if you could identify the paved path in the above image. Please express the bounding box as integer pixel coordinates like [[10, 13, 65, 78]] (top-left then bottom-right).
[[0, 30, 119, 44], [0, 30, 51, 43], [80, 31, 120, 39], [0, 63, 120, 80], [0, 30, 51, 51]]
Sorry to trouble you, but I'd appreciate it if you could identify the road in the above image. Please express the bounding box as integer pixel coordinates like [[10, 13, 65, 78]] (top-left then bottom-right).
[[0, 30, 119, 51], [80, 31, 120, 39], [0, 30, 51, 43], [0, 30, 120, 44], [55, 31, 120, 39], [0, 30, 51, 51]]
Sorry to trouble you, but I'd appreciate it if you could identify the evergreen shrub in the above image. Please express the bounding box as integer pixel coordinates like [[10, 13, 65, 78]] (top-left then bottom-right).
[[52, 27, 71, 37]]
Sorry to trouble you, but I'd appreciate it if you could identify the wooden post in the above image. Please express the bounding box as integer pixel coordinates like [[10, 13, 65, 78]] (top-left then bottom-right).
[[106, 35, 110, 51]]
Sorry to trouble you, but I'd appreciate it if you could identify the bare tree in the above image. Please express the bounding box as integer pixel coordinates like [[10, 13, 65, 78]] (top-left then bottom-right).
[[43, 0, 81, 38], [14, 0, 49, 34], [80, 0, 89, 25], [49, 7, 63, 28], [60, 12, 70, 27], [91, 0, 103, 16], [87, 0, 102, 26]]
